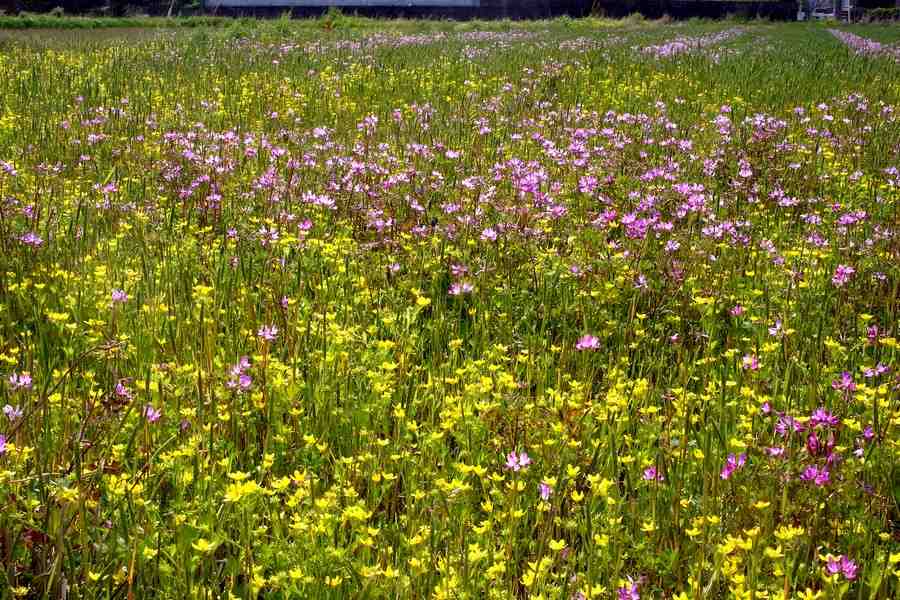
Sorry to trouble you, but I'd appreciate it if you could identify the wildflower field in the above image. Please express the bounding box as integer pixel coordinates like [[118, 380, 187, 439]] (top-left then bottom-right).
[[1, 17, 900, 600]]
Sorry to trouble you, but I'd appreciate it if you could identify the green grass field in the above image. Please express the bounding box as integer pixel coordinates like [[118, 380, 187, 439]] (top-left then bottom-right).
[[0, 18, 899, 600]]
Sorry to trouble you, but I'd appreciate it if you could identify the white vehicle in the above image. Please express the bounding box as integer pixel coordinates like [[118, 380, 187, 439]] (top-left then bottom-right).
[[811, 6, 835, 19]]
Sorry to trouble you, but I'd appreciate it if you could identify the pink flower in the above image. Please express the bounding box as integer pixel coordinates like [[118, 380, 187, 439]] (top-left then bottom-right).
[[825, 555, 842, 576], [111, 289, 128, 303], [867, 325, 879, 343], [617, 577, 641, 600], [227, 357, 253, 392], [143, 404, 161, 423], [257, 324, 279, 342], [809, 408, 839, 428], [3, 405, 22, 422], [449, 282, 474, 296], [480, 227, 498, 242], [115, 381, 132, 400], [831, 264, 855, 287], [824, 555, 858, 581], [839, 556, 858, 580], [505, 451, 531, 472], [19, 232, 43, 247], [539, 481, 552, 500], [741, 354, 759, 370], [863, 363, 889, 378], [800, 465, 830, 486], [831, 371, 856, 394], [643, 466, 664, 482], [8, 372, 32, 391], [720, 453, 746, 480], [0, 434, 6, 455], [575, 334, 600, 351], [729, 304, 744, 317]]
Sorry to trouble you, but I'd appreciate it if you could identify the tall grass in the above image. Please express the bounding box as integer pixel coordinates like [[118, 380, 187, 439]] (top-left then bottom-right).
[[0, 20, 898, 600]]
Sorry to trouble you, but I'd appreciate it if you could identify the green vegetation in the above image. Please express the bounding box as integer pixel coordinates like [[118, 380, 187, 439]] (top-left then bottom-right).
[[0, 20, 899, 600]]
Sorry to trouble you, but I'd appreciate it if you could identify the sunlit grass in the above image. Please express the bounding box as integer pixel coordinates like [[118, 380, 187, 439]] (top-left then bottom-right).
[[0, 18, 898, 600]]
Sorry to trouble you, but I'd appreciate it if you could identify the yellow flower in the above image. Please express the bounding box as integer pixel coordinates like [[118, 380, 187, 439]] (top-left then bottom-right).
[[223, 480, 261, 503], [549, 539, 567, 551], [774, 525, 804, 542], [192, 538, 217, 554]]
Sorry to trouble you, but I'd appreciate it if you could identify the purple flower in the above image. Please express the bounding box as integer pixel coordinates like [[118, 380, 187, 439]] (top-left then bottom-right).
[[115, 381, 132, 400], [867, 325, 879, 343], [643, 466, 664, 482], [800, 465, 830, 487], [831, 264, 855, 287], [539, 481, 552, 500], [766, 446, 785, 458], [809, 408, 839, 428], [111, 289, 128, 304], [450, 263, 468, 278], [0, 434, 6, 455], [505, 451, 531, 472], [449, 282, 474, 296], [575, 334, 600, 351], [831, 371, 856, 394], [720, 453, 746, 480], [863, 363, 889, 379], [825, 555, 842, 576], [775, 414, 805, 437], [840, 556, 859, 580], [480, 227, 498, 242], [227, 357, 252, 392], [825, 555, 858, 581], [143, 404, 161, 423], [3, 405, 22, 422], [8, 372, 32, 391], [806, 432, 822, 456], [730, 304, 744, 317], [258, 324, 279, 342], [617, 577, 641, 600], [19, 232, 43, 247], [741, 354, 759, 370]]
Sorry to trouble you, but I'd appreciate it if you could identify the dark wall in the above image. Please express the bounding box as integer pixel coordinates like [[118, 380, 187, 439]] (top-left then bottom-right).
[[205, 1, 593, 19], [595, 0, 895, 19], [12, 0, 196, 15], [595, 0, 795, 19], [10, 0, 592, 17]]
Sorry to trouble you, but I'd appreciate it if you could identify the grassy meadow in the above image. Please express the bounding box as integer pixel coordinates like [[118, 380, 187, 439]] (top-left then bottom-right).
[[0, 17, 899, 600]]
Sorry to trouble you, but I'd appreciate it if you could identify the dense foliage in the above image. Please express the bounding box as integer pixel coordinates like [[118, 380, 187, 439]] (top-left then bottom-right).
[[0, 19, 899, 600]]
